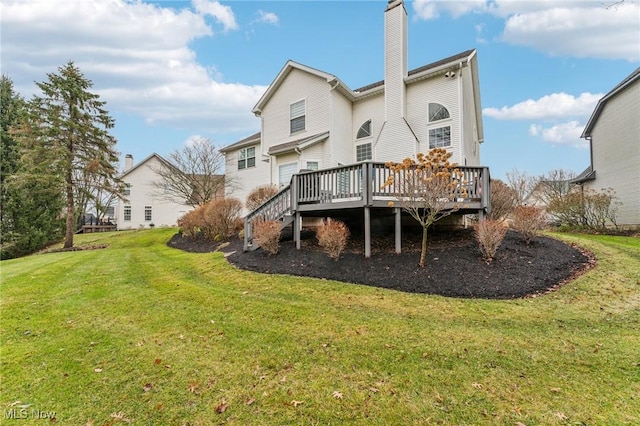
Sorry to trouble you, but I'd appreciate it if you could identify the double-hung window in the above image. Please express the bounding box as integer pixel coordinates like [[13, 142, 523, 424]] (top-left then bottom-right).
[[428, 103, 451, 149], [124, 206, 131, 221], [290, 99, 306, 134], [144, 206, 152, 222], [238, 146, 256, 170]]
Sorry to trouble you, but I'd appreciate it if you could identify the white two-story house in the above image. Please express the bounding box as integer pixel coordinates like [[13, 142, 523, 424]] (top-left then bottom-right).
[[222, 0, 484, 205], [222, 0, 488, 255]]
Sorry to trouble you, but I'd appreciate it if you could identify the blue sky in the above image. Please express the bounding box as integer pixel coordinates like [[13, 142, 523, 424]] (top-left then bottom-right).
[[2, 0, 639, 180]]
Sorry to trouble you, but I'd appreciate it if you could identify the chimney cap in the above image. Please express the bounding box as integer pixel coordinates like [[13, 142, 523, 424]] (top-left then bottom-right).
[[125, 154, 133, 158]]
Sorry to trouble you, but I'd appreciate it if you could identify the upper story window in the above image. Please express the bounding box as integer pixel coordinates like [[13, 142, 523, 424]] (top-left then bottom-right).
[[428, 103, 451, 149], [123, 183, 131, 196], [356, 120, 371, 139], [356, 143, 372, 162], [290, 99, 306, 134], [238, 146, 256, 170], [429, 103, 450, 122]]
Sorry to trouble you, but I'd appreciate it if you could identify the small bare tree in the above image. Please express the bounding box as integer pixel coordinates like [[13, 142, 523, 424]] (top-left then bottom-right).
[[382, 148, 467, 268], [152, 137, 226, 207], [487, 179, 517, 221], [506, 168, 538, 206]]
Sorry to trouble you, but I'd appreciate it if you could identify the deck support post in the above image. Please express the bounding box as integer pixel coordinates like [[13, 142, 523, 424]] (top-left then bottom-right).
[[395, 207, 401, 254], [295, 211, 301, 250], [364, 206, 371, 258], [243, 217, 249, 252]]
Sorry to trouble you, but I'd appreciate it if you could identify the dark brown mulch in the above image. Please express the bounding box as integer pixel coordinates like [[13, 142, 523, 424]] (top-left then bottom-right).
[[167, 229, 594, 300]]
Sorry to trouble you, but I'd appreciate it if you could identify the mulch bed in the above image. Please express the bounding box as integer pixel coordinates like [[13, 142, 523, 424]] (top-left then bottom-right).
[[168, 228, 594, 300]]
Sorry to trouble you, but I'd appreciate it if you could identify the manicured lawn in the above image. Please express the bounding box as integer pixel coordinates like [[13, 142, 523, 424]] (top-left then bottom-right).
[[1, 228, 638, 425]]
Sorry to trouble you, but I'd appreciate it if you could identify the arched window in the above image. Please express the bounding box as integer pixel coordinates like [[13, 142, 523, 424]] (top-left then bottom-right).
[[428, 103, 451, 148], [356, 119, 371, 139], [429, 103, 450, 122]]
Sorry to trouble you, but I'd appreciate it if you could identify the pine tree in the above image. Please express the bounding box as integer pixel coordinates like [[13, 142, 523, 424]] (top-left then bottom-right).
[[29, 62, 121, 248]]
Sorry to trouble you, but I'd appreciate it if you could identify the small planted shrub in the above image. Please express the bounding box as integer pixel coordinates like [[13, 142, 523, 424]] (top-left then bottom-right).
[[474, 219, 507, 262], [253, 220, 281, 255], [512, 205, 546, 244], [316, 219, 350, 260], [177, 209, 203, 240], [246, 184, 279, 212], [200, 197, 243, 241]]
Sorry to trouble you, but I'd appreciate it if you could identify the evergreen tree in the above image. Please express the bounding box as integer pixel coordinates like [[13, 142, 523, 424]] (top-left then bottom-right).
[[29, 62, 121, 248], [1, 75, 64, 259]]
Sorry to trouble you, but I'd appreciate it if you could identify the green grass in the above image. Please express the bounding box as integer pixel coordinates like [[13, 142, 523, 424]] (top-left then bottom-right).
[[1, 228, 638, 425]]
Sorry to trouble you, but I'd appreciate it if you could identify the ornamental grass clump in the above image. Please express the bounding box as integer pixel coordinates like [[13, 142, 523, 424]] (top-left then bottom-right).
[[474, 219, 507, 262], [253, 219, 281, 255], [316, 219, 350, 260]]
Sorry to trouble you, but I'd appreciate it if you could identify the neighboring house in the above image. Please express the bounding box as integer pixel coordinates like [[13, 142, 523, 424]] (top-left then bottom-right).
[[115, 153, 196, 230], [222, 0, 484, 206], [573, 67, 640, 227]]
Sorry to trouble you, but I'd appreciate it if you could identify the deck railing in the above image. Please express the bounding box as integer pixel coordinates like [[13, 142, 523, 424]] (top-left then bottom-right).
[[243, 162, 490, 250]]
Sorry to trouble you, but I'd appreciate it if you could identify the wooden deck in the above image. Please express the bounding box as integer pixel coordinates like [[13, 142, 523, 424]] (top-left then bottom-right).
[[244, 162, 491, 256]]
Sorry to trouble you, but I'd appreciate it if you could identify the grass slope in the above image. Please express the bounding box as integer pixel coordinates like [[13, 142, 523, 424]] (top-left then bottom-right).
[[1, 229, 638, 425]]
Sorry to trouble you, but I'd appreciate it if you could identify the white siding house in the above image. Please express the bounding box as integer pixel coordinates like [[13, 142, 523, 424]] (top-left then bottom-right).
[[575, 67, 640, 227], [115, 154, 194, 230], [222, 0, 485, 205]]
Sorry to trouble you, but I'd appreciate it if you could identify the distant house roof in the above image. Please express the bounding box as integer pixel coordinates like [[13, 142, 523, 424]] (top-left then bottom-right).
[[571, 165, 596, 184], [267, 131, 330, 155], [219, 132, 261, 154], [120, 153, 175, 178], [581, 67, 640, 138]]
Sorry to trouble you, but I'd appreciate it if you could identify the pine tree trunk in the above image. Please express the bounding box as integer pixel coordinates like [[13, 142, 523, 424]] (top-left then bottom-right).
[[419, 226, 428, 268], [63, 170, 74, 248]]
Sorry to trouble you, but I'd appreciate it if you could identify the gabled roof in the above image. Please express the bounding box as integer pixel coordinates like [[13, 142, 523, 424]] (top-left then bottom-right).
[[121, 152, 175, 178], [219, 132, 261, 154], [267, 131, 330, 155], [581, 67, 640, 138], [252, 49, 479, 114], [252, 62, 354, 114], [353, 49, 476, 93]]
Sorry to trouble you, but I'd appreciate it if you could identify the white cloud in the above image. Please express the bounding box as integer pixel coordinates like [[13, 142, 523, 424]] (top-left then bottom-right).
[[483, 92, 602, 120], [0, 0, 264, 134], [529, 121, 588, 148], [256, 10, 279, 25], [412, 0, 640, 62], [192, 0, 238, 32], [413, 0, 487, 20], [501, 2, 640, 61]]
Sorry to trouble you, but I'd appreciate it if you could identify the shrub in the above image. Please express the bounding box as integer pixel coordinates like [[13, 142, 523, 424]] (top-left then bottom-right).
[[177, 209, 203, 240], [487, 179, 516, 222], [246, 184, 279, 212], [253, 220, 281, 255], [511, 206, 546, 244], [547, 187, 619, 230], [316, 219, 350, 260], [200, 197, 243, 241], [474, 219, 507, 262]]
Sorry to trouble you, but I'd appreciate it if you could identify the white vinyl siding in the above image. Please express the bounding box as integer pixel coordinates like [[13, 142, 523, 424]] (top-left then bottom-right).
[[290, 99, 306, 134]]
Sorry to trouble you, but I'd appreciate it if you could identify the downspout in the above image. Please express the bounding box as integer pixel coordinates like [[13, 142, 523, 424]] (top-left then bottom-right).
[[456, 61, 464, 165]]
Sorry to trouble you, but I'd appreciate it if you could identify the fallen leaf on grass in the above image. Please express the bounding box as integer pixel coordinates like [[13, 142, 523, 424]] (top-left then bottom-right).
[[187, 381, 200, 393], [215, 400, 228, 413], [554, 412, 568, 420], [143, 383, 153, 393], [550, 387, 561, 393], [246, 398, 256, 406], [109, 412, 131, 423], [332, 391, 343, 399], [94, 368, 103, 373], [471, 382, 484, 390], [154, 358, 162, 365], [369, 387, 379, 394], [291, 400, 303, 407], [515, 422, 527, 426]]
